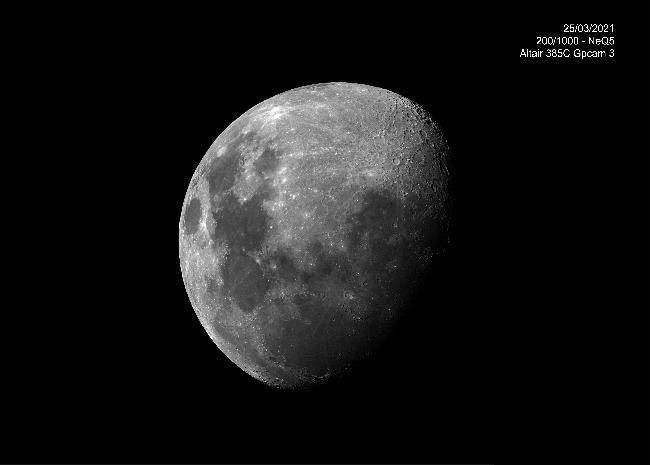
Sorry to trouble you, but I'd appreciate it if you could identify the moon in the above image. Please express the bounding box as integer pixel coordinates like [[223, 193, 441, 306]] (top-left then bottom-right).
[[179, 82, 451, 389]]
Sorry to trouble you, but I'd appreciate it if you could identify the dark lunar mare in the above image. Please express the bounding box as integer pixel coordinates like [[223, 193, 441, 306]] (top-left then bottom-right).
[[253, 146, 281, 177], [183, 198, 202, 235], [206, 131, 256, 197], [206, 132, 277, 314], [345, 189, 417, 303]]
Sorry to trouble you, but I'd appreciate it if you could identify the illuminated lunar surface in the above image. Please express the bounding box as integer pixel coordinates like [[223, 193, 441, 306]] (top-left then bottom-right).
[[179, 82, 451, 389]]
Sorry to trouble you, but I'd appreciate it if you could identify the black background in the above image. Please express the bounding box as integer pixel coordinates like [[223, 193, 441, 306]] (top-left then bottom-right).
[[8, 3, 649, 465]]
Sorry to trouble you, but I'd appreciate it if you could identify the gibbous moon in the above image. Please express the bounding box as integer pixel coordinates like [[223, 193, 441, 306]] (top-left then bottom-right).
[[179, 82, 451, 389]]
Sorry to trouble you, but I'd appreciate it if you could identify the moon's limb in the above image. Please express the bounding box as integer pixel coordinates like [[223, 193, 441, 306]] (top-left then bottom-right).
[[179, 82, 451, 389]]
